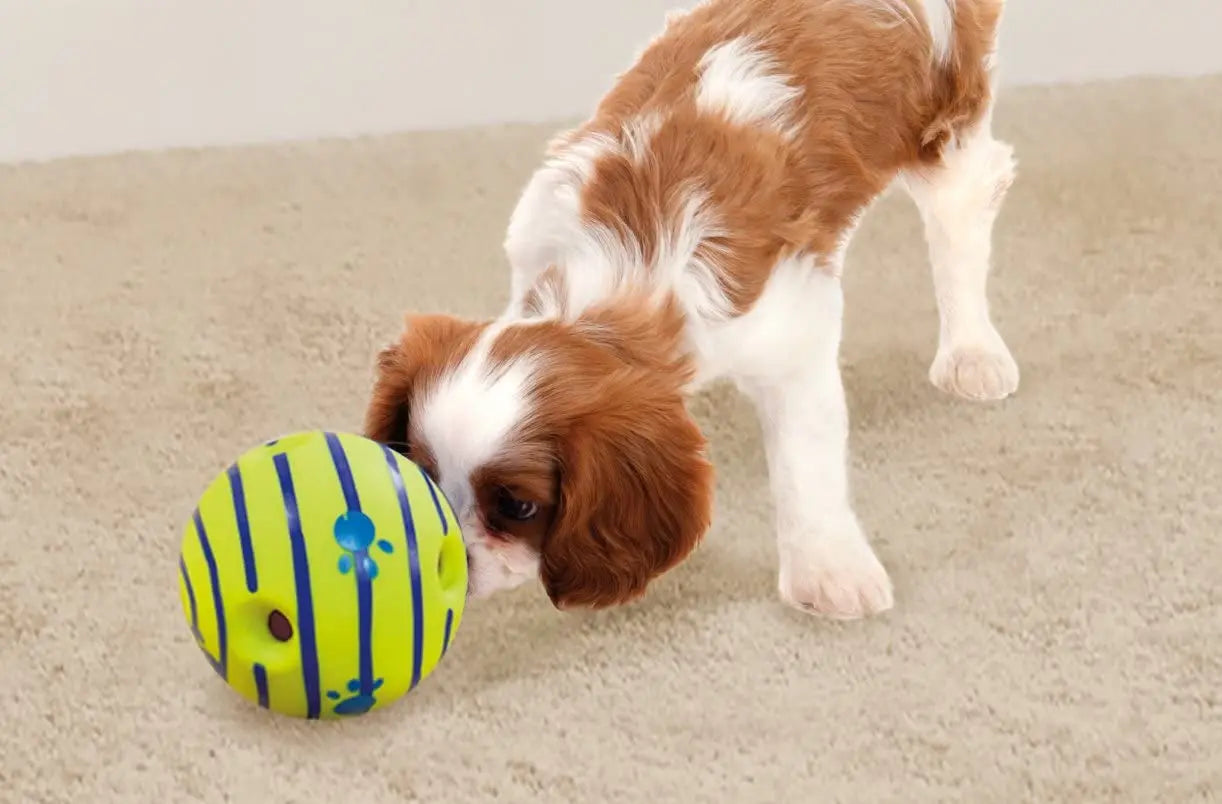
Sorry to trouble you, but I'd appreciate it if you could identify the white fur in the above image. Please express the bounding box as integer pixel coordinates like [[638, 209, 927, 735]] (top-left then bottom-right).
[[849, 0, 956, 65], [503, 133, 617, 306], [417, 330, 537, 509], [502, 115, 683, 309], [920, 0, 956, 65], [747, 262, 890, 612], [652, 189, 735, 323], [463, 532, 540, 602], [506, 131, 732, 326], [414, 324, 544, 598], [621, 112, 664, 164], [901, 111, 1019, 400], [696, 37, 803, 137], [699, 256, 893, 617]]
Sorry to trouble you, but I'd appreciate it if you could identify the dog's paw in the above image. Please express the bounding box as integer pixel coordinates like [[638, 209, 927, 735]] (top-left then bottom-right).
[[778, 530, 894, 620], [929, 342, 1019, 401]]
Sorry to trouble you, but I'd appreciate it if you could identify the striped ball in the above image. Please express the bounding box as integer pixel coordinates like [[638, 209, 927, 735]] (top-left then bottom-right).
[[177, 431, 467, 719]]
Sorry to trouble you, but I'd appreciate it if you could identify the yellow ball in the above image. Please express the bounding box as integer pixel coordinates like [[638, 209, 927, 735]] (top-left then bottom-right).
[[177, 431, 467, 719]]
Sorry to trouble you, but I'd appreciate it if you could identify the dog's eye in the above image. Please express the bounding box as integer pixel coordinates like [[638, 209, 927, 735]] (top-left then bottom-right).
[[495, 487, 539, 521]]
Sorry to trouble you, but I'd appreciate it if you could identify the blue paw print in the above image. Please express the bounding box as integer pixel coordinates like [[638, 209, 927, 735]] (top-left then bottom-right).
[[327, 678, 385, 716], [333, 511, 394, 579]]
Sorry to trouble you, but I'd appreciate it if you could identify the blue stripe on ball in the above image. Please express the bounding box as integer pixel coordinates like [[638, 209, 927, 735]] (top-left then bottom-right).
[[193, 509, 228, 681], [442, 608, 455, 657], [253, 663, 270, 709], [324, 433, 377, 700], [420, 465, 450, 535], [179, 556, 202, 643], [274, 452, 322, 720], [382, 446, 426, 692], [226, 463, 258, 593], [325, 432, 363, 512]]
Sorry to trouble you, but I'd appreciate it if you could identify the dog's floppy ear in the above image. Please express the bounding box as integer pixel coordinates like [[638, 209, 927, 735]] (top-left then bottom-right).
[[539, 367, 714, 609]]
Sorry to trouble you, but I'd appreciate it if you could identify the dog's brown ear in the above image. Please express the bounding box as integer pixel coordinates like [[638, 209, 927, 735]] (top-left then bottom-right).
[[539, 367, 714, 609]]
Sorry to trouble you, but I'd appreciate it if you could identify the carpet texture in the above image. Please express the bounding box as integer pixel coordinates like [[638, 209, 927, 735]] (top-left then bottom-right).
[[1, 76, 1220, 803]]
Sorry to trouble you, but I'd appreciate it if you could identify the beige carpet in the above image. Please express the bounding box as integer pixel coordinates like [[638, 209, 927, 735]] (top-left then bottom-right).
[[2, 75, 1220, 803]]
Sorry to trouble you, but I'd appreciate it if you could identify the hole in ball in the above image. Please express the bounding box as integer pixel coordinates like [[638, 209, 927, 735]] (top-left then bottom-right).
[[434, 536, 468, 593], [268, 609, 293, 642]]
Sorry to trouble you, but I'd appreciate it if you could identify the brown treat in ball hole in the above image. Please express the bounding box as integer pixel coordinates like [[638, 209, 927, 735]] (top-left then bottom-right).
[[267, 609, 293, 642]]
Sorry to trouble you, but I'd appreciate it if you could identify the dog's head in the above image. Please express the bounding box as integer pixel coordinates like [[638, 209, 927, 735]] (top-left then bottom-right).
[[365, 307, 713, 608]]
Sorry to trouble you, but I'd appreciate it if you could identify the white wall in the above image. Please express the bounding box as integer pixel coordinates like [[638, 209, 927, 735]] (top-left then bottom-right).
[[1, 0, 1219, 164]]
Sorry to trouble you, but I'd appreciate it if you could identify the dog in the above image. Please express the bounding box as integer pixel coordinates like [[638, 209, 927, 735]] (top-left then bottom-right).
[[365, 0, 1018, 619]]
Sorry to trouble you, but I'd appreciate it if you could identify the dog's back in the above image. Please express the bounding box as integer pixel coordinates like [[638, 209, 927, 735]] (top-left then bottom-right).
[[521, 0, 1007, 314], [586, 0, 1005, 163]]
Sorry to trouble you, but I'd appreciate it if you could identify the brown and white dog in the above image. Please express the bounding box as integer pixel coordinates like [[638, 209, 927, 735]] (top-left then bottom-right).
[[365, 0, 1018, 619]]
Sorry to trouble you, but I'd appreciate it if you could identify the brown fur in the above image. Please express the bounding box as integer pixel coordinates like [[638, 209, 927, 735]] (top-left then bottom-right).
[[560, 0, 1004, 312]]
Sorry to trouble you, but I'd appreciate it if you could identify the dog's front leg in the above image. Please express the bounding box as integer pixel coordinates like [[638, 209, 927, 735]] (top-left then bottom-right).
[[736, 270, 893, 620]]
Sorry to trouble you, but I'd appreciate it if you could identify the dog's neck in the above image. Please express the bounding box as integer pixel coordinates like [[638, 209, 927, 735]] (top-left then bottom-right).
[[505, 263, 696, 386]]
